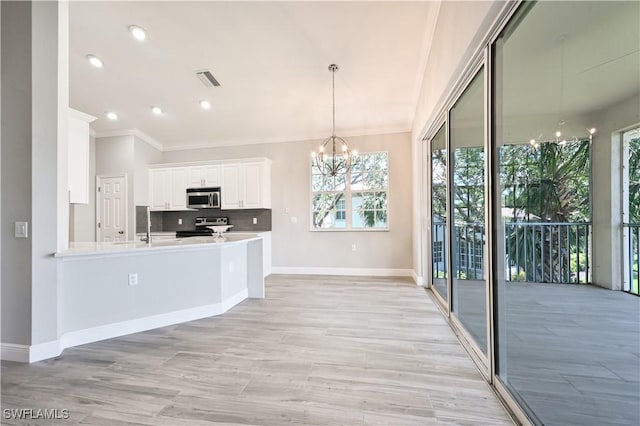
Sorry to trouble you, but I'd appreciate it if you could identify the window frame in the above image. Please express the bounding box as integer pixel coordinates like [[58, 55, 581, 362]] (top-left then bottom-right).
[[310, 151, 390, 232]]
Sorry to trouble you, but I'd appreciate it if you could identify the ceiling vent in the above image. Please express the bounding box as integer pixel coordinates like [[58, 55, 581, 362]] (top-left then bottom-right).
[[195, 70, 221, 88]]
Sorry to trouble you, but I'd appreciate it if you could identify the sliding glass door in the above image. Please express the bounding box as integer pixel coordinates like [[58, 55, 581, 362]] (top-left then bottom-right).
[[430, 125, 448, 303], [450, 69, 487, 355], [422, 1, 640, 424], [491, 2, 639, 424]]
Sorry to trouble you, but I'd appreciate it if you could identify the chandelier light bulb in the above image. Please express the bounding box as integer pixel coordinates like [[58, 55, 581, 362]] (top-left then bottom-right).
[[589, 127, 596, 135], [319, 146, 324, 153], [555, 131, 562, 138], [311, 151, 316, 158], [529, 139, 536, 145], [199, 100, 211, 110]]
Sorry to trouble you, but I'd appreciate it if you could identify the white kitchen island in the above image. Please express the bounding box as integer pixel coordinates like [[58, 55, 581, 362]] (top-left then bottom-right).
[[53, 235, 264, 359]]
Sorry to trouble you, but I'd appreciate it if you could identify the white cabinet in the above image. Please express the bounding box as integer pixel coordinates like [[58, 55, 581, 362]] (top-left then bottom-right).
[[67, 108, 96, 204], [221, 161, 271, 209], [188, 165, 221, 188], [149, 158, 270, 210], [149, 167, 188, 210]]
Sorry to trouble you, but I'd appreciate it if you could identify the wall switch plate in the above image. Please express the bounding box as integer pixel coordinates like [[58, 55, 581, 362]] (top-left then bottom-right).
[[290, 216, 297, 224], [252, 217, 258, 225], [351, 244, 357, 252], [284, 207, 291, 214], [15, 221, 28, 238], [178, 218, 183, 225], [128, 273, 138, 286]]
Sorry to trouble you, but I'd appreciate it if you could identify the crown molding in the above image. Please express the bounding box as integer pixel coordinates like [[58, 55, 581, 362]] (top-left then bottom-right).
[[162, 125, 411, 152], [94, 128, 164, 152]]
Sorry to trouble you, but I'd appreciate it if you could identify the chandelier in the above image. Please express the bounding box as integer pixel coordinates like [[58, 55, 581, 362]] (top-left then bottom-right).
[[312, 64, 356, 177]]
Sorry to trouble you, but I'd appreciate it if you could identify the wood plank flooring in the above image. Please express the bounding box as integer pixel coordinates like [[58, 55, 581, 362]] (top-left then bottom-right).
[[431, 279, 640, 426], [1, 275, 512, 425]]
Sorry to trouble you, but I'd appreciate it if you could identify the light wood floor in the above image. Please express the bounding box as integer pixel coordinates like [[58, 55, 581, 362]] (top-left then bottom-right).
[[1, 275, 512, 425], [432, 278, 640, 426]]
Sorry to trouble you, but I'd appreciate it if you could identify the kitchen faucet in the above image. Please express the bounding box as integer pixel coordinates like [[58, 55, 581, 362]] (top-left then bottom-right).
[[143, 206, 152, 244]]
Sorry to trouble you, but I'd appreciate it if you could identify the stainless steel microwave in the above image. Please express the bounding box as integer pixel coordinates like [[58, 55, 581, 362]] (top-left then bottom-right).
[[186, 187, 221, 209]]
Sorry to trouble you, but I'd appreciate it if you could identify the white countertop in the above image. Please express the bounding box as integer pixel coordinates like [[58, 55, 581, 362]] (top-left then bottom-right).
[[57, 235, 261, 258]]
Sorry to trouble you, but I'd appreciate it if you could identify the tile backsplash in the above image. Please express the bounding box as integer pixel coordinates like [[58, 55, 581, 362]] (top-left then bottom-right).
[[135, 207, 164, 233], [136, 207, 272, 233]]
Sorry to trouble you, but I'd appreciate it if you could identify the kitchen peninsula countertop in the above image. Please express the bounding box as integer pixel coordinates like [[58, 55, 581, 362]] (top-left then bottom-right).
[[56, 235, 261, 258]]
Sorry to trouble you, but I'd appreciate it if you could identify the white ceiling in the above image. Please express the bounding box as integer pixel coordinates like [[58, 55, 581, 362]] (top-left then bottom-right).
[[69, 1, 437, 150]]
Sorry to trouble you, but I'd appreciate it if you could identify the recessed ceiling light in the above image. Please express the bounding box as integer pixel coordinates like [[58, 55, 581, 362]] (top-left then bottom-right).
[[86, 54, 103, 68], [199, 100, 211, 110], [151, 106, 163, 115], [129, 25, 147, 41], [106, 112, 118, 120]]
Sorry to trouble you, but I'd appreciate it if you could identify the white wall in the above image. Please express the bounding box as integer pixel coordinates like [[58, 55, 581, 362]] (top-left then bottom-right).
[[591, 93, 640, 290], [1, 1, 61, 349], [162, 132, 413, 272], [92, 135, 162, 240], [70, 135, 95, 241], [134, 136, 162, 206], [1, 1, 32, 346], [95, 135, 135, 238], [410, 0, 502, 282]]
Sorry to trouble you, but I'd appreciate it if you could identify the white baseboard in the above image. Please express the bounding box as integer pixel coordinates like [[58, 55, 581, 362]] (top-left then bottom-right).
[[2, 289, 249, 364], [411, 270, 424, 286], [1, 343, 30, 363], [29, 340, 63, 362], [271, 266, 413, 277], [221, 289, 249, 312]]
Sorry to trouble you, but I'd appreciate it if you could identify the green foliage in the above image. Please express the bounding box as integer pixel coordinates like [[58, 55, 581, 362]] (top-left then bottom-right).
[[628, 137, 640, 223], [312, 152, 388, 229]]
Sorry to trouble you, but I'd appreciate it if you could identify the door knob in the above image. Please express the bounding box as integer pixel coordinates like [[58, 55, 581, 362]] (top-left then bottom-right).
[[118, 230, 124, 234]]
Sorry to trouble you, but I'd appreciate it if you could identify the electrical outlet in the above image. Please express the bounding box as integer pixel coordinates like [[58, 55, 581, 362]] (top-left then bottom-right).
[[128, 273, 138, 286], [178, 218, 183, 225], [290, 216, 297, 224], [351, 244, 357, 252], [284, 207, 291, 214], [252, 217, 258, 225]]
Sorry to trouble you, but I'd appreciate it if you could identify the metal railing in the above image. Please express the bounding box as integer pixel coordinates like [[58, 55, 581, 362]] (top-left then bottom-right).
[[505, 222, 591, 284], [624, 224, 640, 295], [432, 221, 592, 284]]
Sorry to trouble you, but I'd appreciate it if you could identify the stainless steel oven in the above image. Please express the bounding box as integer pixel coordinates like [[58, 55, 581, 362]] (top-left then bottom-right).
[[186, 187, 221, 209]]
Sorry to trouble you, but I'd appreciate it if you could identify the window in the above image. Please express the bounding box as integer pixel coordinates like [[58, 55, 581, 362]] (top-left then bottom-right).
[[312, 152, 388, 230], [433, 240, 443, 263]]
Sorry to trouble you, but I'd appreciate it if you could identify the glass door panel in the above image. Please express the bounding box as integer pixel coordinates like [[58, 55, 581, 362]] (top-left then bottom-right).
[[492, 1, 639, 425], [431, 124, 448, 302], [450, 69, 487, 354]]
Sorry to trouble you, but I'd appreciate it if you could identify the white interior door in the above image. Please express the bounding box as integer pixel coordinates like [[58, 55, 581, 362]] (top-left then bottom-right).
[[97, 175, 127, 242]]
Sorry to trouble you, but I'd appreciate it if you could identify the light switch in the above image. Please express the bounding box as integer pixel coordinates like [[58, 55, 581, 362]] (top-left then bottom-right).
[[15, 221, 28, 238]]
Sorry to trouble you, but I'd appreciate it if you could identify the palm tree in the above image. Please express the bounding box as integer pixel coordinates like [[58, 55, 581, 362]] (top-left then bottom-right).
[[501, 139, 591, 283]]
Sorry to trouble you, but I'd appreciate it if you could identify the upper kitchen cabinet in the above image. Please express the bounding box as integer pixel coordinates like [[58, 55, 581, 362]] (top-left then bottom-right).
[[221, 159, 271, 209], [188, 164, 220, 188], [149, 167, 189, 210], [67, 108, 97, 204]]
